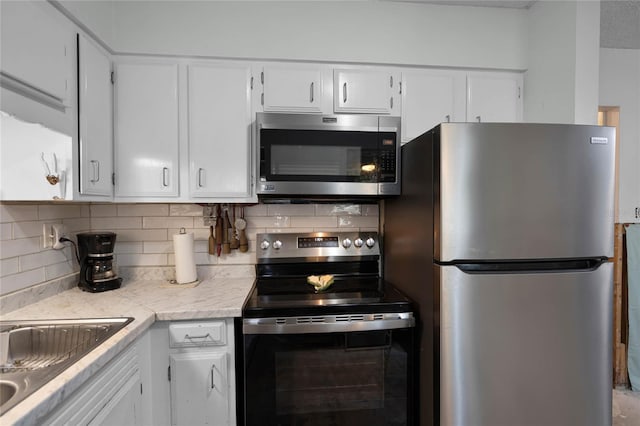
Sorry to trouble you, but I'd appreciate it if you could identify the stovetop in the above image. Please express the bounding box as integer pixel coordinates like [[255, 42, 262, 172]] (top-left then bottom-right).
[[243, 231, 412, 319]]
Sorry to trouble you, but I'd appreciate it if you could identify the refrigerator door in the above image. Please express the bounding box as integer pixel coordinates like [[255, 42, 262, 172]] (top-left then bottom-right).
[[437, 263, 613, 426], [435, 123, 615, 262]]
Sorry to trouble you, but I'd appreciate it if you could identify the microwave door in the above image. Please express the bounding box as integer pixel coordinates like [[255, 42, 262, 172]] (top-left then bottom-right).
[[259, 129, 382, 196]]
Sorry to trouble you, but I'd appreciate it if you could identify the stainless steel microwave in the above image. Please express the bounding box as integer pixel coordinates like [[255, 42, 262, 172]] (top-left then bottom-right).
[[256, 113, 401, 197]]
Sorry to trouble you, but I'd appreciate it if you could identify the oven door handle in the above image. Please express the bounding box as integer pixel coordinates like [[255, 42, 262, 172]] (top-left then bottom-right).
[[243, 312, 414, 334]]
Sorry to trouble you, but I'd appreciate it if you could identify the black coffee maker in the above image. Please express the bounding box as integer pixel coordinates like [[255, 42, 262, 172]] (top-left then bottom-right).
[[77, 232, 123, 292]]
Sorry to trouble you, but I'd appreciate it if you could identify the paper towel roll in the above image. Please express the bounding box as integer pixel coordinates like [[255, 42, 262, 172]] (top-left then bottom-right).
[[173, 229, 197, 284]]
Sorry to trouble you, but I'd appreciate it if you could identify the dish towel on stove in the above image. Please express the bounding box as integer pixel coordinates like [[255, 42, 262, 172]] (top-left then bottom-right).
[[627, 224, 640, 391]]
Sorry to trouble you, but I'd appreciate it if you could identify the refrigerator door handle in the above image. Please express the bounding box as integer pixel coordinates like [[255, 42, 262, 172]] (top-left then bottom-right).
[[446, 258, 607, 274]]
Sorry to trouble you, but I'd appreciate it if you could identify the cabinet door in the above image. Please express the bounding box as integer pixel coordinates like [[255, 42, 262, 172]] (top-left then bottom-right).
[[466, 72, 523, 123], [170, 351, 229, 426], [262, 65, 324, 113], [0, 0, 71, 106], [78, 34, 113, 197], [188, 63, 252, 199], [401, 70, 465, 143], [114, 61, 179, 197], [334, 69, 397, 114], [44, 344, 142, 426]]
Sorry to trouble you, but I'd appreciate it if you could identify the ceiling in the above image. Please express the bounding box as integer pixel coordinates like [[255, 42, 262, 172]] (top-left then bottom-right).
[[399, 0, 640, 49]]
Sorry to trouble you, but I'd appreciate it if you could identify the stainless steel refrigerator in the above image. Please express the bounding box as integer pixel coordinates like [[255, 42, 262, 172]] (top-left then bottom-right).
[[383, 123, 615, 426]]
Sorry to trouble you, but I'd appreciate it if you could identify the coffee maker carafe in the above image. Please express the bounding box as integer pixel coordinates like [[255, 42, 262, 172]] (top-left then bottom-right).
[[77, 232, 122, 292]]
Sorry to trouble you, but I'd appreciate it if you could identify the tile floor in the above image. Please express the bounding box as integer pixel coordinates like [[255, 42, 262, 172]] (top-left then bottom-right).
[[613, 389, 640, 426]]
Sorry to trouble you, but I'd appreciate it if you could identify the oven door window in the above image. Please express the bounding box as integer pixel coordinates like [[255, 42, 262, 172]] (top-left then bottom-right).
[[260, 129, 382, 182], [243, 329, 413, 426]]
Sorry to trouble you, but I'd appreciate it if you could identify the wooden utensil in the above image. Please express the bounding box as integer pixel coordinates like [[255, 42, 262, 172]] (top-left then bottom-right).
[[230, 204, 239, 250], [215, 205, 222, 256], [222, 207, 231, 254], [237, 207, 248, 253], [208, 225, 215, 255]]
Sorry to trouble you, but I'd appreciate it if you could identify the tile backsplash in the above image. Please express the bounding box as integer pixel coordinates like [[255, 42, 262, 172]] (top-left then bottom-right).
[[0, 202, 379, 296]]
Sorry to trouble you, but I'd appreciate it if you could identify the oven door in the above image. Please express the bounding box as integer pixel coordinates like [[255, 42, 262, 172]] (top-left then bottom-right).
[[241, 326, 414, 426]]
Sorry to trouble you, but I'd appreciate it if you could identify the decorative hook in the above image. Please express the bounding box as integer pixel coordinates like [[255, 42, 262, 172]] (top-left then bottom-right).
[[41, 152, 60, 185]]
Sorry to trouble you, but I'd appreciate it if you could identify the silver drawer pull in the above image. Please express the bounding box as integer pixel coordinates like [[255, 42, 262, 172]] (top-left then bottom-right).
[[185, 333, 211, 340], [210, 364, 216, 389]]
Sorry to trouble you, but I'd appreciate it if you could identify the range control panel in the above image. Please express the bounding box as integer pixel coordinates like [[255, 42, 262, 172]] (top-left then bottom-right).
[[257, 231, 379, 261]]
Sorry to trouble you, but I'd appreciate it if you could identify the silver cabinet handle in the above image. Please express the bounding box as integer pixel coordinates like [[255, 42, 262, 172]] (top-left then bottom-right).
[[162, 167, 169, 187], [210, 364, 216, 389], [390, 76, 393, 87], [90, 160, 100, 183], [446, 115, 451, 123], [390, 97, 393, 109], [185, 333, 211, 340], [198, 168, 205, 188], [343, 82, 347, 104], [310, 82, 314, 103], [476, 116, 481, 123]]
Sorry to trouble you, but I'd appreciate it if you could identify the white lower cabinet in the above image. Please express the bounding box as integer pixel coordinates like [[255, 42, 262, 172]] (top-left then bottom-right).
[[43, 338, 146, 425], [169, 351, 230, 425], [146, 319, 237, 426]]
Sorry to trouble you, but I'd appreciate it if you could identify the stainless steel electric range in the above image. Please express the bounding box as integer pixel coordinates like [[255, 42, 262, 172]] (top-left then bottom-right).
[[238, 231, 415, 426]]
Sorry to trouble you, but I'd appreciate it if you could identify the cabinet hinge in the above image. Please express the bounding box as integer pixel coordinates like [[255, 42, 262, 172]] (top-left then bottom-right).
[[111, 71, 115, 85], [168, 365, 171, 381]]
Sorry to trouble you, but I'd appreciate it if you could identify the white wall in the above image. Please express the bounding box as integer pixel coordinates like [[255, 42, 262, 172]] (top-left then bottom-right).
[[524, 0, 600, 124], [55, 0, 115, 48], [106, 0, 527, 70], [599, 48, 640, 223]]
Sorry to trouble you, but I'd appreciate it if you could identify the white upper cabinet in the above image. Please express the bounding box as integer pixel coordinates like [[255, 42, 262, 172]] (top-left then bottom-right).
[[401, 69, 466, 143], [466, 71, 523, 123], [261, 64, 331, 114], [188, 62, 253, 199], [114, 60, 180, 197], [0, 0, 71, 108], [78, 33, 113, 198], [333, 68, 400, 114]]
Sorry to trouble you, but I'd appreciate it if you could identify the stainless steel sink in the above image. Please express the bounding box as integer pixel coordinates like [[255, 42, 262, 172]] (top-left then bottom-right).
[[0, 317, 133, 415]]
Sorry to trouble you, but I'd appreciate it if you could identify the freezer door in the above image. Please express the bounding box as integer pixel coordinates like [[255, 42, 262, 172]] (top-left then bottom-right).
[[435, 123, 615, 261], [438, 263, 613, 426]]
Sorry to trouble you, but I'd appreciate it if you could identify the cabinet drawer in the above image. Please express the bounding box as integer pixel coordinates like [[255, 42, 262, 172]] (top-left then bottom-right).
[[169, 321, 226, 347]]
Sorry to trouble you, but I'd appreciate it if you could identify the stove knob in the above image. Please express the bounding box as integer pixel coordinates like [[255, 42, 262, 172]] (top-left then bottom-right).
[[365, 237, 376, 248], [354, 238, 364, 248], [260, 240, 270, 250], [342, 238, 352, 248], [272, 240, 283, 250]]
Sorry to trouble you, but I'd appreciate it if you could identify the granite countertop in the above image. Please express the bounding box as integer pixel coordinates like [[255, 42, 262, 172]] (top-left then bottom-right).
[[0, 276, 255, 425]]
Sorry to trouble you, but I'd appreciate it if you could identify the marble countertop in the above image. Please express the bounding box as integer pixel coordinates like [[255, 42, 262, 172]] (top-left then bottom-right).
[[0, 276, 255, 425]]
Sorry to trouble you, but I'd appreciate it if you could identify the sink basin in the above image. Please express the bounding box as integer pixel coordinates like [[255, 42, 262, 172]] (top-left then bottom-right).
[[0, 317, 133, 415], [0, 382, 17, 407]]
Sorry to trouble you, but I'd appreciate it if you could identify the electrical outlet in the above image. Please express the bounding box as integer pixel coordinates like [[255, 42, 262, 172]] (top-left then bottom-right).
[[52, 224, 67, 249], [42, 223, 66, 249]]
